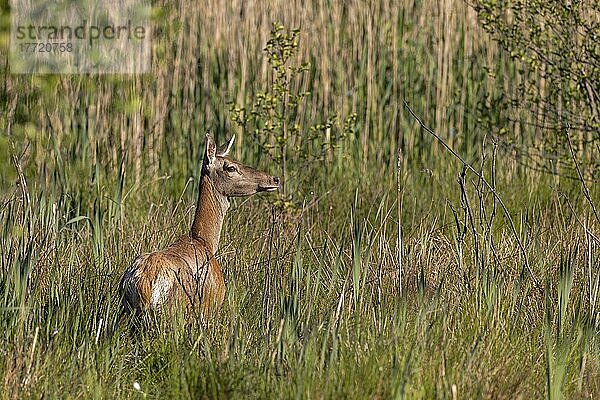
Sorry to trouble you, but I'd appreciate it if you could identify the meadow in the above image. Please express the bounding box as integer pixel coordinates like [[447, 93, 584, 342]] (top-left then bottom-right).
[[1, 0, 599, 398]]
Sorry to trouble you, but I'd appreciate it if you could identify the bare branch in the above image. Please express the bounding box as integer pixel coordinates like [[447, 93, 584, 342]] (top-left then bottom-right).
[[564, 128, 600, 225], [404, 101, 542, 291]]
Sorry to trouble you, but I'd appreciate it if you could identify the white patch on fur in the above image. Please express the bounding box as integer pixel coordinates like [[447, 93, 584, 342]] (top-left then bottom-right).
[[151, 273, 172, 307]]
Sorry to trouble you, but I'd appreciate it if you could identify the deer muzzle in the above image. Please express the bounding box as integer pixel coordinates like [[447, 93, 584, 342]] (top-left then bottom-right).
[[258, 176, 280, 192]]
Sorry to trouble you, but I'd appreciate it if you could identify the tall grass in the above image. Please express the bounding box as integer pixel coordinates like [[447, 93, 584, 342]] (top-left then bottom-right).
[[1, 0, 599, 398], [2, 169, 599, 398], [2, 0, 512, 194]]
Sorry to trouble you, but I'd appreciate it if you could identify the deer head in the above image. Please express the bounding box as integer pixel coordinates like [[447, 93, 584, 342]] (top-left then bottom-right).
[[202, 133, 280, 197]]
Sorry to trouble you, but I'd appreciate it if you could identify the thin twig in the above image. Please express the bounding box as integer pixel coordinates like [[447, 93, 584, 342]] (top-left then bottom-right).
[[404, 101, 542, 291], [396, 148, 404, 296], [564, 127, 600, 225]]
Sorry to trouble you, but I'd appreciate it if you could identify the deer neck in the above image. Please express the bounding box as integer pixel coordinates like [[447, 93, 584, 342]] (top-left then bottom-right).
[[190, 173, 230, 254]]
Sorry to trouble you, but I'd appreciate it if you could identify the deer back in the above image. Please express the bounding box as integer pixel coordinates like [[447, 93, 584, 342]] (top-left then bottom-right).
[[119, 235, 225, 317]]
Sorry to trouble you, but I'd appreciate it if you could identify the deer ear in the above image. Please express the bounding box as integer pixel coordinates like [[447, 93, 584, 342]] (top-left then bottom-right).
[[205, 133, 216, 165], [217, 135, 235, 157]]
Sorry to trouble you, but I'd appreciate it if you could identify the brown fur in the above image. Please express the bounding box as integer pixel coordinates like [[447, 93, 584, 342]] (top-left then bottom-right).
[[120, 235, 224, 317], [119, 134, 278, 320]]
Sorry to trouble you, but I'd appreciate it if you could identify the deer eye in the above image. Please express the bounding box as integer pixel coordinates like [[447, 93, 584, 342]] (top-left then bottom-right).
[[224, 165, 237, 173]]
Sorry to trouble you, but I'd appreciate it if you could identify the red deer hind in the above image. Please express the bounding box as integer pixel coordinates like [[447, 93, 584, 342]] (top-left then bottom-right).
[[119, 133, 279, 320]]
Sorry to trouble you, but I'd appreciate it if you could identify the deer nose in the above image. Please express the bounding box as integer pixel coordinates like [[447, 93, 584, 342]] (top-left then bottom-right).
[[273, 176, 280, 185]]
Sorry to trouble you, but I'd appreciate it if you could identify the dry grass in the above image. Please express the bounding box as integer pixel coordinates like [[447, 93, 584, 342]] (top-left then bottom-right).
[[1, 0, 599, 398]]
